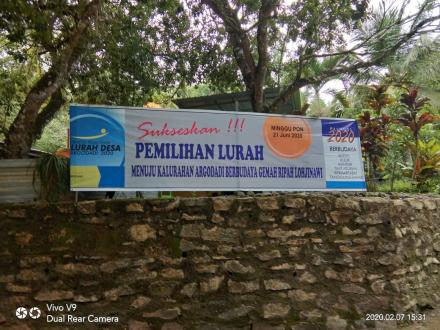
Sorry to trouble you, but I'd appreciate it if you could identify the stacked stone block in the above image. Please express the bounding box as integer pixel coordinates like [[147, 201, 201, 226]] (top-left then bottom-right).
[[0, 193, 439, 329]]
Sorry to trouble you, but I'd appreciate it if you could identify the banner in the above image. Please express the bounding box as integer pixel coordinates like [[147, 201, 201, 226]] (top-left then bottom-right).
[[69, 104, 366, 191]]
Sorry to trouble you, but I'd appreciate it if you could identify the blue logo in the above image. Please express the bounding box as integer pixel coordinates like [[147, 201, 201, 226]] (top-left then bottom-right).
[[72, 128, 109, 140], [70, 107, 125, 167]]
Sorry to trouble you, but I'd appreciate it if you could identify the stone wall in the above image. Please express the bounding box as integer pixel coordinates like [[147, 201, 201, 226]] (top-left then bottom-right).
[[0, 193, 439, 330]]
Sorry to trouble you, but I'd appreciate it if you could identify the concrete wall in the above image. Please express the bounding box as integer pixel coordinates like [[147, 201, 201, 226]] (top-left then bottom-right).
[[0, 193, 439, 329]]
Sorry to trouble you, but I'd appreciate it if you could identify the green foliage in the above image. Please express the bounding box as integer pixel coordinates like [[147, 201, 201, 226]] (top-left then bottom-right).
[[33, 154, 69, 202], [376, 179, 420, 193], [1, 0, 439, 199], [358, 83, 394, 166], [365, 84, 395, 114], [404, 139, 440, 183], [333, 91, 350, 109], [0, 50, 68, 152], [0, 0, 96, 69], [0, 47, 41, 142], [396, 87, 437, 179], [397, 88, 435, 139], [359, 111, 392, 166], [307, 96, 329, 117], [358, 85, 440, 193], [33, 106, 69, 152], [174, 83, 241, 99], [71, 0, 232, 107], [1, 0, 229, 154], [0, 0, 103, 158], [335, 32, 440, 193], [73, 1, 163, 106], [190, 0, 426, 112], [356, 2, 402, 65], [389, 35, 440, 88]]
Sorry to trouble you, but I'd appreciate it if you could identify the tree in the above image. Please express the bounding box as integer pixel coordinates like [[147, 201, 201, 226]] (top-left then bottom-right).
[[3, 0, 440, 157], [1, 0, 225, 156], [0, 45, 40, 142], [387, 35, 440, 89], [0, 0, 102, 158], [189, 0, 440, 113], [72, 0, 226, 107]]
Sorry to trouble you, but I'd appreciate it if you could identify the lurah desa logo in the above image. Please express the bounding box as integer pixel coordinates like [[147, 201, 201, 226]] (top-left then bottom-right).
[[71, 127, 121, 156], [70, 111, 124, 157]]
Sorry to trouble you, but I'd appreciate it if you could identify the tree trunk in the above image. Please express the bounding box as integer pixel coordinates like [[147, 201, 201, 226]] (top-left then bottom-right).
[[201, 0, 276, 114], [250, 86, 265, 113], [33, 89, 66, 142], [367, 155, 376, 192], [390, 160, 397, 192], [2, 71, 63, 158], [412, 133, 419, 180], [1, 0, 101, 159]]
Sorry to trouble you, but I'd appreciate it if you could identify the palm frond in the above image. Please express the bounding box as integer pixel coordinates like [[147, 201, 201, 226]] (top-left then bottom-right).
[[33, 154, 69, 202]]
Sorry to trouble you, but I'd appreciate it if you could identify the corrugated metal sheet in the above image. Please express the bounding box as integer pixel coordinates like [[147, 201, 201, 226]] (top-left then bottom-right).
[[173, 88, 301, 114], [0, 159, 38, 203]]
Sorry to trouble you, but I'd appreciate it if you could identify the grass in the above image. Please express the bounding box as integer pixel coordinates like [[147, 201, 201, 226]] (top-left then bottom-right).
[[375, 178, 440, 194]]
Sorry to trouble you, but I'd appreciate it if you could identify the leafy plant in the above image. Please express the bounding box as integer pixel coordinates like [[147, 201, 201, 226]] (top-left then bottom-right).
[[398, 88, 433, 135], [365, 84, 394, 114], [402, 139, 440, 186], [397, 88, 437, 178], [381, 138, 407, 192], [358, 111, 392, 190], [376, 179, 419, 193], [33, 154, 69, 202]]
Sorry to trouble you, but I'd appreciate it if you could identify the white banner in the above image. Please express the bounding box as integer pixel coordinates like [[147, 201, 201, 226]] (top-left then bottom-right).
[[70, 104, 366, 191]]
